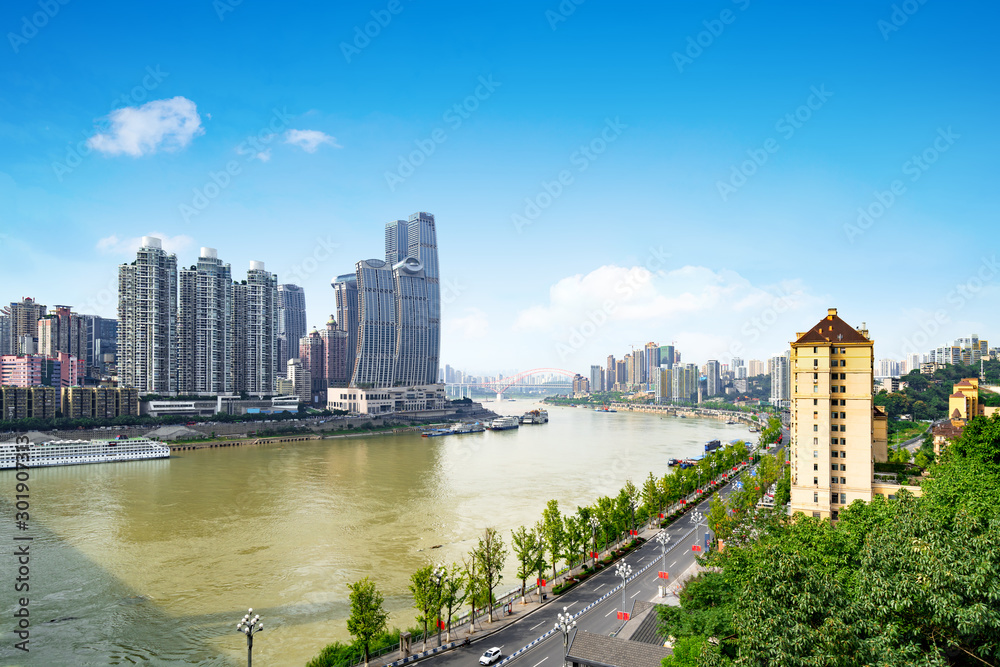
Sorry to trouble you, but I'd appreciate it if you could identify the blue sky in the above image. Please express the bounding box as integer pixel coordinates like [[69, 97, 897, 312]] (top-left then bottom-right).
[[1, 0, 997, 374]]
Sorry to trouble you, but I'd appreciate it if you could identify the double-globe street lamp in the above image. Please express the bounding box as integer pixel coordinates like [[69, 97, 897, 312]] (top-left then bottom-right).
[[653, 529, 671, 598], [555, 606, 577, 667], [589, 516, 600, 569], [431, 565, 446, 647], [691, 509, 709, 553], [236, 608, 263, 667], [614, 561, 633, 619]]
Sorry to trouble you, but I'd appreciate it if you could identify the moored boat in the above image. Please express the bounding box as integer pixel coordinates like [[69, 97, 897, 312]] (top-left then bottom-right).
[[488, 416, 520, 431], [0, 437, 170, 470]]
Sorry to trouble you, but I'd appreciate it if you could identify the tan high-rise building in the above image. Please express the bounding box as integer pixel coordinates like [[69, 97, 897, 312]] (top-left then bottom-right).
[[789, 308, 886, 521]]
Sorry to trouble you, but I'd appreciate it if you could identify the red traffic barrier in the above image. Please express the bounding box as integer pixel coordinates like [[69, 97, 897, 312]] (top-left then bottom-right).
[[617, 611, 630, 621], [696, 488, 702, 494], [658, 571, 669, 579], [692, 545, 702, 552]]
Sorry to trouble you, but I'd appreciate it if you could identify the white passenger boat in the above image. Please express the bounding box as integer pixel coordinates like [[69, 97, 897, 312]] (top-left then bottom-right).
[[488, 416, 520, 431], [0, 437, 171, 470]]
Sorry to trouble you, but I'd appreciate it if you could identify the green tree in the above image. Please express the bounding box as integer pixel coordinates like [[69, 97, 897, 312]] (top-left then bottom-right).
[[562, 512, 588, 569], [409, 565, 442, 651], [541, 499, 565, 581], [641, 472, 661, 527], [440, 563, 467, 643], [473, 526, 508, 623], [346, 577, 389, 667], [511, 525, 543, 602]]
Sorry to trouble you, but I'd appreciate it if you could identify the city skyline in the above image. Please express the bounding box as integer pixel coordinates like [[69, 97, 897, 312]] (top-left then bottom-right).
[[3, 2, 998, 374]]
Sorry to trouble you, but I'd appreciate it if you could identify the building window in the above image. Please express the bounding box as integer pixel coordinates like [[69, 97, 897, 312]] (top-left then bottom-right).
[[840, 478, 846, 485], [813, 477, 818, 485], [813, 399, 818, 405], [832, 510, 839, 520], [813, 493, 818, 503], [841, 440, 847, 448], [814, 425, 819, 432], [814, 463, 819, 471], [832, 438, 839, 444], [840, 464, 846, 471], [831, 464, 838, 471], [813, 438, 819, 445], [814, 450, 818, 458], [840, 493, 847, 504], [813, 511, 821, 518], [813, 372, 818, 380], [841, 451, 846, 458], [814, 359, 818, 368]]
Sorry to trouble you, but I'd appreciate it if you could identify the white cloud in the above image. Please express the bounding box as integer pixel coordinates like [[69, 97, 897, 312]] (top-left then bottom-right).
[[96, 233, 194, 255], [284, 129, 340, 153], [87, 97, 204, 157], [444, 308, 490, 340], [509, 264, 825, 366], [254, 148, 272, 162]]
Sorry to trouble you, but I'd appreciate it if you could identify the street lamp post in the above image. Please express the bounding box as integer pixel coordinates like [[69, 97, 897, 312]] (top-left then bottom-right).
[[236, 608, 263, 667], [691, 510, 708, 553], [654, 530, 670, 573], [589, 516, 599, 569], [555, 606, 577, 667], [615, 561, 632, 619], [432, 565, 445, 647]]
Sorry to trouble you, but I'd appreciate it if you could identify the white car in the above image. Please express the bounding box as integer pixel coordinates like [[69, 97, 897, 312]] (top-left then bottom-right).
[[479, 648, 502, 665]]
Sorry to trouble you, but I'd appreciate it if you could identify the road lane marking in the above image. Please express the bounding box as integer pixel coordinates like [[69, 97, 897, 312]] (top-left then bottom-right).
[[595, 583, 605, 590], [631, 591, 641, 598], [670, 560, 677, 567], [531, 658, 548, 667], [605, 608, 617, 617], [564, 601, 577, 609], [529, 621, 545, 631]]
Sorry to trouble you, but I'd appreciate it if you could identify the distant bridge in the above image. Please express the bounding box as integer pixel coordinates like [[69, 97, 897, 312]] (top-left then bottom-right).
[[449, 368, 578, 396]]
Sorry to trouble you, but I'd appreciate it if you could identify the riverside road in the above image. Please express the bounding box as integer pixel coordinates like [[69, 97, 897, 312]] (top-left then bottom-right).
[[418, 436, 787, 667]]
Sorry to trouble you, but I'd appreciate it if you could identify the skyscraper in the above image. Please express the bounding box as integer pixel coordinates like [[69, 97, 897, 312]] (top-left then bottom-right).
[[706, 360, 721, 397], [406, 212, 440, 385], [351, 259, 397, 388], [659, 345, 675, 368], [590, 364, 604, 393], [332, 273, 359, 384], [277, 284, 307, 369], [178, 248, 233, 394], [5, 298, 47, 355], [239, 261, 278, 395], [300, 329, 325, 401], [37, 306, 87, 368], [321, 316, 350, 389], [0, 314, 10, 356], [79, 315, 118, 378], [118, 237, 177, 393], [645, 342, 660, 388], [392, 257, 431, 386], [385, 219, 409, 266], [770, 353, 790, 406]]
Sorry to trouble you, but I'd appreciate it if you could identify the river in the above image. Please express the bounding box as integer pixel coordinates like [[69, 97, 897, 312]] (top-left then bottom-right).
[[0, 397, 753, 666]]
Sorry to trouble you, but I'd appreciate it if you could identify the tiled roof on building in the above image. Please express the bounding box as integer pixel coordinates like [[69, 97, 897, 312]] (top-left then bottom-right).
[[566, 631, 672, 667], [794, 308, 870, 345]]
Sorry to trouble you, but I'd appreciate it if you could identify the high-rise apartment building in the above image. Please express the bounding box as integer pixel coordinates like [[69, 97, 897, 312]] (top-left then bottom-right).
[[406, 212, 440, 385], [0, 315, 10, 356], [351, 259, 397, 388], [392, 257, 432, 386], [659, 345, 675, 368], [770, 353, 790, 407], [706, 360, 721, 397], [332, 273, 359, 384], [300, 329, 325, 401], [385, 219, 409, 266], [286, 358, 312, 404], [747, 359, 765, 378], [5, 298, 47, 356], [589, 364, 604, 393], [321, 316, 350, 389], [277, 284, 307, 369], [789, 309, 884, 521], [178, 248, 233, 394], [118, 237, 177, 393], [606, 355, 616, 388], [80, 315, 118, 378], [239, 261, 278, 395], [37, 306, 87, 370]]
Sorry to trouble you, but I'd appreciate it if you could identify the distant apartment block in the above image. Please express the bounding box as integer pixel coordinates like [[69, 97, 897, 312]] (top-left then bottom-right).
[[277, 284, 307, 369], [1, 353, 82, 388], [5, 297, 47, 355], [179, 247, 234, 395], [60, 386, 139, 420], [0, 386, 57, 421]]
